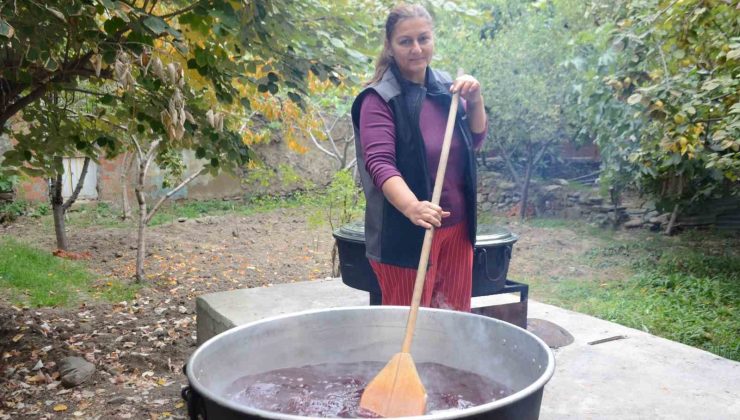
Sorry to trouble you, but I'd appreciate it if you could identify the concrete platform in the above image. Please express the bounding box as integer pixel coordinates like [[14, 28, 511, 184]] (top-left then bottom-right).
[[196, 279, 740, 419]]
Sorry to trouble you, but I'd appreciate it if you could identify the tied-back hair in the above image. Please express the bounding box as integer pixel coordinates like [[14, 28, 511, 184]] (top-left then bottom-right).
[[366, 3, 433, 86]]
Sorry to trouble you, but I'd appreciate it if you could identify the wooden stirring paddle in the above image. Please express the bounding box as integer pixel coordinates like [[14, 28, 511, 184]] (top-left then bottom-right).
[[359, 69, 464, 418]]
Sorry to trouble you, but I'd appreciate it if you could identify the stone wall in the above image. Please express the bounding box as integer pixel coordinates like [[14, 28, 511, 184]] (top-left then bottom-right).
[[476, 171, 675, 231]]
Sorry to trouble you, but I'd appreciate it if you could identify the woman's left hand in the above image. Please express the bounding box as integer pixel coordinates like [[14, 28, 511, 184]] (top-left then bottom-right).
[[450, 74, 483, 105]]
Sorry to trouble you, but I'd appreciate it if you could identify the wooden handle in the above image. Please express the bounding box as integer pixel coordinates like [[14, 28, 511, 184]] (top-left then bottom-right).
[[401, 68, 463, 353]]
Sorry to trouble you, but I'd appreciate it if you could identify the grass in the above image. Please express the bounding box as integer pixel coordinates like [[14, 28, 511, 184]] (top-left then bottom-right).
[[0, 237, 139, 307], [522, 224, 740, 362]]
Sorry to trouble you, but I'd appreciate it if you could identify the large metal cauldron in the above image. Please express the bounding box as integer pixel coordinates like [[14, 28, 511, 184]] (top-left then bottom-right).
[[185, 307, 554, 420]]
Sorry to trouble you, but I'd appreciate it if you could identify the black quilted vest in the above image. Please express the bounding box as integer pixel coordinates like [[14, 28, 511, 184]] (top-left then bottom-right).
[[351, 64, 477, 268]]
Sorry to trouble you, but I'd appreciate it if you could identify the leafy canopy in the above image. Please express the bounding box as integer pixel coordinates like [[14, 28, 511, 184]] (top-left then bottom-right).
[[573, 0, 739, 208], [0, 0, 378, 179]]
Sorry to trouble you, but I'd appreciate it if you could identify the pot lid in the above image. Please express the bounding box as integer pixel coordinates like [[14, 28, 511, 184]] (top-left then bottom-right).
[[335, 221, 518, 246], [333, 220, 366, 242], [475, 224, 519, 246]]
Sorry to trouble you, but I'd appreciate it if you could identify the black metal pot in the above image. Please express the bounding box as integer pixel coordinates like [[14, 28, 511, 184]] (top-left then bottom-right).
[[185, 307, 554, 420], [332, 222, 519, 302]]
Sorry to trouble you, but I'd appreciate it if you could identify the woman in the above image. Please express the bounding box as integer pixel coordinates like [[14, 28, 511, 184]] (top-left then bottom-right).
[[351, 3, 487, 312]]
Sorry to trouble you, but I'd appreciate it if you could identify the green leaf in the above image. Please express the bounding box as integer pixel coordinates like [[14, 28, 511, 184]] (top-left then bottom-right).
[[701, 80, 720, 91], [96, 136, 110, 147], [195, 48, 207, 66], [165, 26, 183, 40], [0, 19, 14, 38], [99, 0, 116, 9], [330, 38, 345, 49], [627, 93, 642, 105], [143, 16, 167, 35], [172, 40, 188, 54], [43, 57, 59, 72], [287, 92, 302, 104], [103, 17, 127, 36], [712, 130, 728, 142]]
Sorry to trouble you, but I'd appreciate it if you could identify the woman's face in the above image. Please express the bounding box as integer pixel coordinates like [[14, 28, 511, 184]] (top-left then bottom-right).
[[389, 17, 434, 84]]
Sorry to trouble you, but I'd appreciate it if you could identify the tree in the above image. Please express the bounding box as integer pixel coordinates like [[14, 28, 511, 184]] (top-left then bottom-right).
[[573, 0, 739, 218], [10, 91, 107, 250], [437, 0, 590, 220], [305, 77, 361, 172], [0, 0, 381, 280]]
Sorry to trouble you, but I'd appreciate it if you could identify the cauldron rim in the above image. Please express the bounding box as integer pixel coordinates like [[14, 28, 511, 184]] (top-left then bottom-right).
[[187, 306, 555, 420]]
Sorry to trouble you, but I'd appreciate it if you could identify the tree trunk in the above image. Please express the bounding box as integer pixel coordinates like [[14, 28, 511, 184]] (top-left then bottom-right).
[[50, 172, 68, 250], [50, 156, 91, 251], [134, 150, 150, 283], [136, 202, 147, 282], [665, 204, 680, 236], [495, 140, 523, 189], [120, 152, 133, 220], [131, 138, 202, 282], [520, 148, 534, 222]]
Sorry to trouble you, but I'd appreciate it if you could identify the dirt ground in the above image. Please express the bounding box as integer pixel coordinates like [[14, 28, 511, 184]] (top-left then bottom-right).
[[0, 207, 621, 419]]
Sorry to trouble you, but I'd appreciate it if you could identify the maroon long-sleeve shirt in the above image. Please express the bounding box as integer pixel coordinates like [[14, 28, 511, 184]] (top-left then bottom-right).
[[359, 91, 487, 227]]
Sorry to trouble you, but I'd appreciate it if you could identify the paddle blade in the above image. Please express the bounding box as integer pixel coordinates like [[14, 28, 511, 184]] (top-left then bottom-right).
[[360, 353, 427, 418]]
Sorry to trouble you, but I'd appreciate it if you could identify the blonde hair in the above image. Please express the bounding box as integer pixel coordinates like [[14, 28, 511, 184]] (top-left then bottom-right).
[[366, 4, 433, 86]]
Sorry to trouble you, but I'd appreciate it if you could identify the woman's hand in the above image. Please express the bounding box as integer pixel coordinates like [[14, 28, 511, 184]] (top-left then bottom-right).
[[450, 74, 483, 105], [402, 200, 450, 229]]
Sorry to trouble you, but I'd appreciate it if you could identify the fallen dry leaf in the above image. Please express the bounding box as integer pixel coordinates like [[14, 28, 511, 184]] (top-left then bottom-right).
[[11, 333, 23, 343], [53, 404, 68, 411]]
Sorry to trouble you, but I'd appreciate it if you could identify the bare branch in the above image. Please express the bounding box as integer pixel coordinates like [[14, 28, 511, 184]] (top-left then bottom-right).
[[131, 135, 145, 163], [62, 157, 91, 211], [142, 139, 162, 177], [308, 131, 340, 163], [657, 43, 669, 76], [328, 114, 341, 133], [495, 138, 522, 188], [145, 167, 206, 224], [148, 0, 158, 14], [532, 138, 556, 166], [341, 134, 355, 169], [317, 112, 343, 158]]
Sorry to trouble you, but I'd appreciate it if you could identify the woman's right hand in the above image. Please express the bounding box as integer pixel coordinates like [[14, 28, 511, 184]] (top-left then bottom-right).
[[402, 200, 450, 229]]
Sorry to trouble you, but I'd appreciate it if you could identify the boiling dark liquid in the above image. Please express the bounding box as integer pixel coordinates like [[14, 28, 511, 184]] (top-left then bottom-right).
[[224, 361, 512, 418]]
